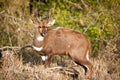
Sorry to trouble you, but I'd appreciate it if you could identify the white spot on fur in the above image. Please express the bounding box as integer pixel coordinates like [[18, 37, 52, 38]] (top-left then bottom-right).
[[41, 56, 48, 61], [37, 36, 44, 41], [85, 51, 90, 71], [85, 66, 89, 71], [86, 51, 89, 61], [32, 46, 43, 51]]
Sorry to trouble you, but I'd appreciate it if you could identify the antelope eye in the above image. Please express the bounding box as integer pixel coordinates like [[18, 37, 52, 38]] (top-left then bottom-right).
[[38, 26, 41, 28], [44, 26, 48, 28]]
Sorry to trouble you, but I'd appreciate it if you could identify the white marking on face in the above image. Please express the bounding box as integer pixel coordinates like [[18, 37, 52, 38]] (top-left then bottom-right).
[[37, 36, 44, 41], [32, 46, 43, 51], [86, 51, 89, 61], [41, 56, 48, 61]]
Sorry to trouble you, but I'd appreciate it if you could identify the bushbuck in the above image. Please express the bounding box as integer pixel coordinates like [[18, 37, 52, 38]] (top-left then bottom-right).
[[32, 19, 93, 79]]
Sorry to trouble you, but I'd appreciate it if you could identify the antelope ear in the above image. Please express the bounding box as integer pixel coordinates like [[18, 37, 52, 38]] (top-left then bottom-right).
[[47, 19, 55, 27]]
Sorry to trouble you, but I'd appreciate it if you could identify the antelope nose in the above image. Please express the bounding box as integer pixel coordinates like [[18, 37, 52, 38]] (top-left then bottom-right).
[[42, 29, 47, 36]]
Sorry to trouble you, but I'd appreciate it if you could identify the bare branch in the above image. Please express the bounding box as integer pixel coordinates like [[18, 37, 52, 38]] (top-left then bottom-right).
[[0, 46, 21, 50], [65, 0, 83, 10], [81, 0, 88, 8], [44, 66, 79, 77], [0, 10, 5, 15], [83, 12, 103, 33]]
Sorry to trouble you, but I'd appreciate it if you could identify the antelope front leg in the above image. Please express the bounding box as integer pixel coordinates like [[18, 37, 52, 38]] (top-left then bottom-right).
[[44, 54, 53, 68], [41, 56, 47, 65]]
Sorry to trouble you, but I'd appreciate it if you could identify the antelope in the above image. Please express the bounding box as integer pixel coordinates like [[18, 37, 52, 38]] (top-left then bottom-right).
[[32, 19, 93, 79]]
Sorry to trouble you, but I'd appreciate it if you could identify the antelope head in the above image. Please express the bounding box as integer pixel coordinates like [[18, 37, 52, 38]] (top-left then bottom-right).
[[32, 19, 55, 37]]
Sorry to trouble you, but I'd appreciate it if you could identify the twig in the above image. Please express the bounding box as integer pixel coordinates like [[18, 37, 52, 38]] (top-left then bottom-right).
[[9, 16, 34, 38], [47, 66, 63, 70], [83, 12, 103, 33], [0, 46, 21, 50], [65, 0, 83, 10], [0, 10, 5, 14], [81, 0, 88, 8], [44, 66, 79, 77]]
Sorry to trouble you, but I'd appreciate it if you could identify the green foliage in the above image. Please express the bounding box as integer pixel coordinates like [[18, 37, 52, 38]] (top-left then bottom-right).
[[0, 0, 119, 56]]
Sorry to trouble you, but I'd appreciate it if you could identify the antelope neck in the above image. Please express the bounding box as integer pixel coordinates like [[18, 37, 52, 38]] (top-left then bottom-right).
[[37, 35, 44, 42]]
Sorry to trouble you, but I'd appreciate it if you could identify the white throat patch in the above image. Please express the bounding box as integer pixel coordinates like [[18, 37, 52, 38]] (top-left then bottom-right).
[[37, 36, 44, 41], [32, 46, 43, 51]]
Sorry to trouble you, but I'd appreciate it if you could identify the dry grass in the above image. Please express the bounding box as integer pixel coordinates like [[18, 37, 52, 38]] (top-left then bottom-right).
[[0, 50, 119, 80]]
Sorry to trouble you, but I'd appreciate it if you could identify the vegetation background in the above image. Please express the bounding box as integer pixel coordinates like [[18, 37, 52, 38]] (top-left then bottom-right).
[[0, 0, 119, 80]]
